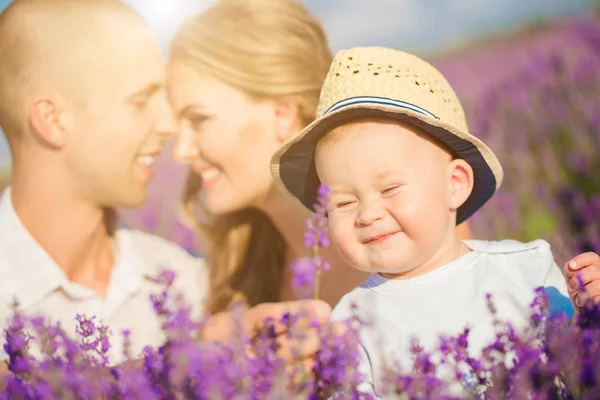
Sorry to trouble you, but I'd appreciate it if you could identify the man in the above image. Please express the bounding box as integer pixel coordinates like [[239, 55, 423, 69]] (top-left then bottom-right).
[[0, 0, 330, 370]]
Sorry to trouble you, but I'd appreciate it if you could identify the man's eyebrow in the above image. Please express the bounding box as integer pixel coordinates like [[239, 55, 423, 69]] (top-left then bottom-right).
[[128, 83, 163, 100]]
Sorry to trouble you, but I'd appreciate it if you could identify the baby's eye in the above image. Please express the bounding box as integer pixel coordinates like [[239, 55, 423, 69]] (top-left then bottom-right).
[[336, 200, 355, 209], [382, 185, 400, 195]]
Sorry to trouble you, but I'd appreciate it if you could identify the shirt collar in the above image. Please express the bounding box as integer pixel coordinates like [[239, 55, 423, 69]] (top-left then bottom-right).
[[0, 187, 150, 316], [0, 187, 69, 308]]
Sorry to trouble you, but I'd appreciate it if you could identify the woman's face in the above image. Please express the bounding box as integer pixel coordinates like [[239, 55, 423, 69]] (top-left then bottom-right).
[[168, 61, 283, 214]]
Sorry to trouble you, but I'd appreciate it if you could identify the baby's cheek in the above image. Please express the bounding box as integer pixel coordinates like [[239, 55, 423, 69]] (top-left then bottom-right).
[[328, 220, 347, 248], [329, 221, 356, 259], [390, 192, 442, 229]]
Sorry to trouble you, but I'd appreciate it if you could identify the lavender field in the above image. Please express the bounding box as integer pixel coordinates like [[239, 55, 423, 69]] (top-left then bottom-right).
[[436, 16, 600, 261], [4, 192, 600, 398], [4, 4, 600, 398], [119, 15, 600, 260]]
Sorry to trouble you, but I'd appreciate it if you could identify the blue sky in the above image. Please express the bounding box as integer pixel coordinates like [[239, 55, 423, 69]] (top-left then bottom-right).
[[0, 0, 593, 164], [304, 0, 592, 52]]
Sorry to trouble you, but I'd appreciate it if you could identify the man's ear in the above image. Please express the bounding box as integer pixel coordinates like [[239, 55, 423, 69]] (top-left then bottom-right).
[[447, 159, 474, 211], [29, 94, 69, 148], [273, 100, 301, 146]]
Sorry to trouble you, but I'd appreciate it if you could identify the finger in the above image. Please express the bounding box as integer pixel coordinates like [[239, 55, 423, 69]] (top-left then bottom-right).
[[285, 357, 316, 399], [118, 357, 144, 370], [575, 281, 600, 307], [200, 310, 240, 342], [568, 268, 600, 292], [330, 320, 348, 336], [285, 357, 315, 384], [201, 299, 332, 342], [275, 328, 322, 361], [566, 252, 600, 274], [246, 299, 331, 335], [569, 291, 578, 309], [566, 272, 584, 293], [575, 292, 585, 308]]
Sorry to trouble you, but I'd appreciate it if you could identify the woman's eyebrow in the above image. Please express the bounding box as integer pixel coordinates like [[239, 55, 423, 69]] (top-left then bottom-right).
[[178, 104, 207, 119]]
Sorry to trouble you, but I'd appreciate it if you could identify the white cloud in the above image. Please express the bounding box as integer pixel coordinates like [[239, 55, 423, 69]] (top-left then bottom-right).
[[125, 0, 215, 47], [304, 0, 590, 54]]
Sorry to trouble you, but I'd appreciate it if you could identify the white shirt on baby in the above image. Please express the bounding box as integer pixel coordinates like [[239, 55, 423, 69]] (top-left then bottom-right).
[[330, 239, 574, 398], [0, 187, 208, 364]]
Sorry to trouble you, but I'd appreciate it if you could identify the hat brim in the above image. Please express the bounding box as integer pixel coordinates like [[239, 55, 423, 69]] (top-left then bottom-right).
[[271, 102, 503, 225]]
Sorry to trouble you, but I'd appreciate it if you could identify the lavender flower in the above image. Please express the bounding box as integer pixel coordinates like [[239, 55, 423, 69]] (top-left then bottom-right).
[[291, 257, 318, 299], [2, 236, 600, 398], [292, 184, 331, 300], [455, 20, 600, 259], [312, 313, 372, 399]]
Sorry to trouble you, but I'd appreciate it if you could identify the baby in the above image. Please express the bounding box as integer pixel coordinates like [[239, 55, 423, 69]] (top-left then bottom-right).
[[270, 47, 596, 396]]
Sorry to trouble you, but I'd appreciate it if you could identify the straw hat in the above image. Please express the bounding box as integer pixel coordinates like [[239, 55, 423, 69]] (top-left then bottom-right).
[[271, 47, 503, 224]]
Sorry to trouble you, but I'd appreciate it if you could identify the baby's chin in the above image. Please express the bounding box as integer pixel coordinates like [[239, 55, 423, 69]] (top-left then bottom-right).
[[351, 261, 413, 277], [376, 265, 415, 278], [339, 251, 409, 276], [377, 270, 413, 279], [369, 255, 414, 273]]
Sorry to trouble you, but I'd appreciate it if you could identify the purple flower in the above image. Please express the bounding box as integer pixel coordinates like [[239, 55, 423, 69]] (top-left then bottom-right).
[[464, 24, 600, 260], [2, 223, 600, 398], [293, 184, 332, 300], [291, 257, 318, 299]]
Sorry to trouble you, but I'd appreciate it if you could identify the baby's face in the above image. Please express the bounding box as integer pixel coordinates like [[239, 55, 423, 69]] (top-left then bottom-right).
[[315, 119, 456, 278]]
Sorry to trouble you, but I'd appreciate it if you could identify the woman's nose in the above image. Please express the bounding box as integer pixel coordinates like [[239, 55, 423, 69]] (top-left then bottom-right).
[[173, 130, 200, 164]]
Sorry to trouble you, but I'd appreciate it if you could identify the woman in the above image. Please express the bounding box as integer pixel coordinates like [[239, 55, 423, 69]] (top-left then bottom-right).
[[167, 0, 473, 313]]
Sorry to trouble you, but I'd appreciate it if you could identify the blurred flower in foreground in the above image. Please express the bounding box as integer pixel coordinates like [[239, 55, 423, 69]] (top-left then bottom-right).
[[292, 184, 331, 300]]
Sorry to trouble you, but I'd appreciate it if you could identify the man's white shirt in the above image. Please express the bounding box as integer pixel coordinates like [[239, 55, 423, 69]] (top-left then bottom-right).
[[0, 187, 208, 364]]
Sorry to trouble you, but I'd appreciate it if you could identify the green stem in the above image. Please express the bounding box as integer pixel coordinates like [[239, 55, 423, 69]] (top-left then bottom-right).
[[313, 245, 321, 300], [314, 270, 321, 300]]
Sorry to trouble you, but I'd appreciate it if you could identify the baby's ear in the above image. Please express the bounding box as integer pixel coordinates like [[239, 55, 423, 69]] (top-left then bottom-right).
[[447, 159, 474, 211]]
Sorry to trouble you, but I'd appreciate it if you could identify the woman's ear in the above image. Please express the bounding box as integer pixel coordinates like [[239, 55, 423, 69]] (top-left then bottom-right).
[[447, 159, 474, 211], [273, 100, 301, 145]]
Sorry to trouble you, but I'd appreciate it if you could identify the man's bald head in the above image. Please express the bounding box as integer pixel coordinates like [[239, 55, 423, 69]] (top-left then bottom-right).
[[0, 0, 171, 208], [0, 0, 160, 141]]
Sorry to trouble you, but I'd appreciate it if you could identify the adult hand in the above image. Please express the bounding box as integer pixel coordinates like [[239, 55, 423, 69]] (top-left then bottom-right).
[[201, 299, 332, 381], [565, 252, 600, 308]]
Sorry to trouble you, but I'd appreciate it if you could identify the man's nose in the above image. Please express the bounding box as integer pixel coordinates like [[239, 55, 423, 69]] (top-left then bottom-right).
[[153, 92, 178, 139]]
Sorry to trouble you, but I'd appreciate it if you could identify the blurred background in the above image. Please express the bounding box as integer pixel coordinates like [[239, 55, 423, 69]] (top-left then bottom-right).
[[0, 0, 598, 261]]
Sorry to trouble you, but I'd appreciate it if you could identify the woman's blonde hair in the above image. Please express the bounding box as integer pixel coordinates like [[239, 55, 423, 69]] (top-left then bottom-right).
[[170, 0, 332, 314]]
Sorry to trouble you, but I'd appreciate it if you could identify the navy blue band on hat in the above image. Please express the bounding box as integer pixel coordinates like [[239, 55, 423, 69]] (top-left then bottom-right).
[[325, 96, 440, 120]]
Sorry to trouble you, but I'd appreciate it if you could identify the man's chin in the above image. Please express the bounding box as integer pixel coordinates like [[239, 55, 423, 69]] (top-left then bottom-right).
[[114, 190, 148, 209]]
